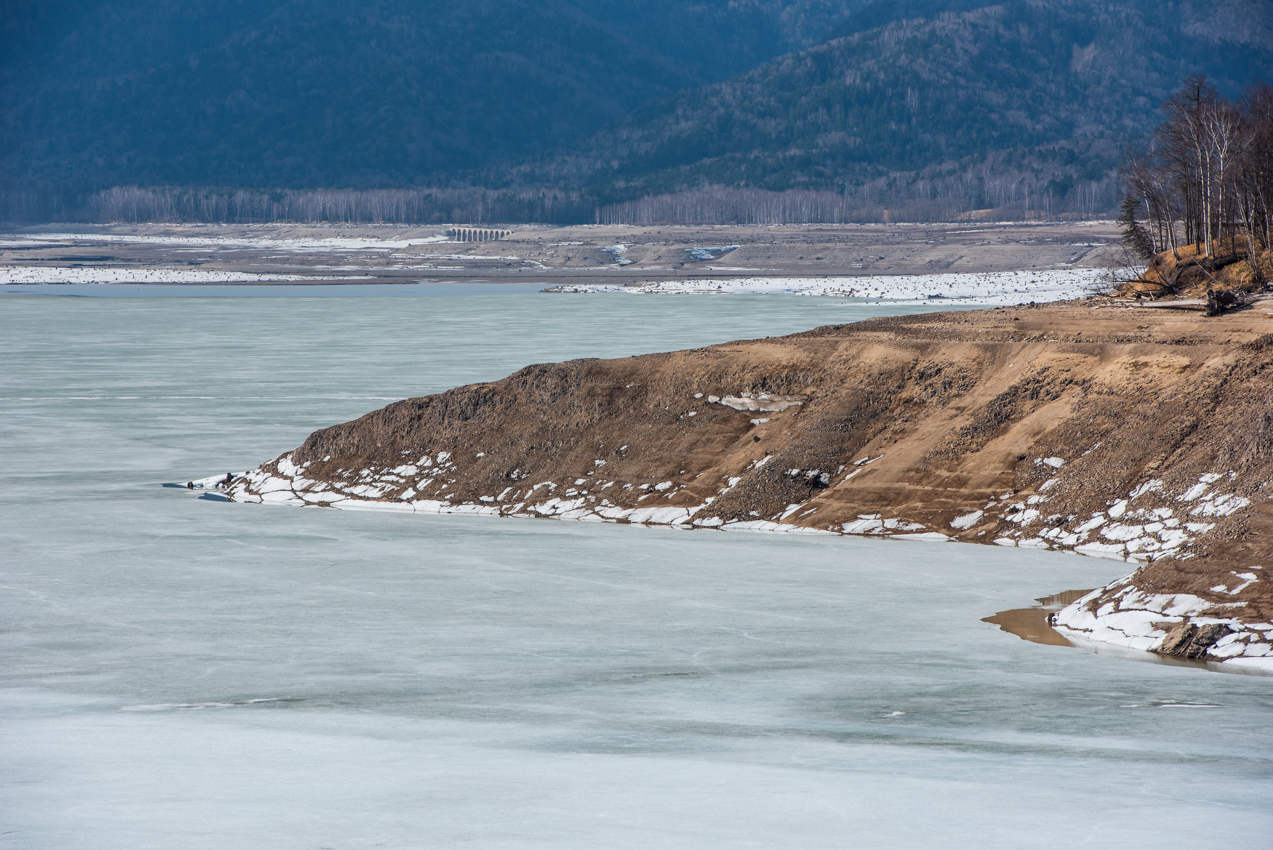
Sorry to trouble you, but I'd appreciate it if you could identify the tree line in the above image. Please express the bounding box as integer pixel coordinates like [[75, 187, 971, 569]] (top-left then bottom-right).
[[598, 168, 1116, 225], [2, 165, 1117, 227], [0, 186, 595, 226], [1121, 77, 1272, 283]]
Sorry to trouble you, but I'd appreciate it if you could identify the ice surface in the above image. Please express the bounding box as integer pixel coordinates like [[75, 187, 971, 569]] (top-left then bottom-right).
[[4, 293, 1273, 849], [0, 266, 356, 284]]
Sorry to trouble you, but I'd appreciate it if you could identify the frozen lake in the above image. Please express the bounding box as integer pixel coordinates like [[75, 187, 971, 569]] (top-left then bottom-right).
[[2, 292, 1271, 848]]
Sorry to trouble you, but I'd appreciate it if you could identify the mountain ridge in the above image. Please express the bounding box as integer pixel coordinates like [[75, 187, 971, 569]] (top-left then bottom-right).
[[542, 0, 1271, 214], [2, 0, 1269, 222], [0, 0, 864, 190]]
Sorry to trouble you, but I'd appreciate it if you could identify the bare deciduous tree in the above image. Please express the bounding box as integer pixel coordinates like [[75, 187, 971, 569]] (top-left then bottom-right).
[[1120, 79, 1272, 293]]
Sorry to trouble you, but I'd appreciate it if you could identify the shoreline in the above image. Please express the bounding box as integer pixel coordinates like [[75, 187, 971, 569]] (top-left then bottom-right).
[[194, 467, 1273, 674], [191, 299, 1273, 672]]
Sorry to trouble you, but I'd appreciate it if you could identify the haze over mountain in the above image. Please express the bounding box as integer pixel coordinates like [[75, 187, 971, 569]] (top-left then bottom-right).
[[0, 0, 864, 190], [1, 0, 1270, 220]]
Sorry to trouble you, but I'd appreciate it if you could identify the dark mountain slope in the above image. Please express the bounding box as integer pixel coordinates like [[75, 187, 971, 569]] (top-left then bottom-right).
[[0, 0, 869, 190], [560, 0, 1272, 201], [0, 0, 676, 188]]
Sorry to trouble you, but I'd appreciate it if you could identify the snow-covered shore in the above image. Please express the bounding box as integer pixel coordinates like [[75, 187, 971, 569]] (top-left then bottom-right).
[[544, 268, 1107, 306], [190, 451, 1273, 676], [210, 456, 898, 538], [1054, 578, 1273, 674]]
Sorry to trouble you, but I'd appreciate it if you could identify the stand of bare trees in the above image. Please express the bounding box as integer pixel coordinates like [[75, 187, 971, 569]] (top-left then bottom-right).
[[599, 170, 1117, 226], [1122, 78, 1273, 285], [0, 186, 595, 226], [2, 150, 1120, 227]]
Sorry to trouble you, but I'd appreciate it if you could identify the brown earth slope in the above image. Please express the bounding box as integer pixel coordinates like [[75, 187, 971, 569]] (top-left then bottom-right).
[[227, 301, 1273, 667]]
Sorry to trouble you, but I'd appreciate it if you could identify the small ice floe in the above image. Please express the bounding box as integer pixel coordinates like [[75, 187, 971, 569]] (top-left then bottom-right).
[[178, 471, 239, 490], [950, 510, 984, 530], [983, 468, 1255, 563], [120, 696, 292, 712], [1180, 483, 1210, 502], [1211, 571, 1261, 595], [713, 392, 804, 413], [841, 515, 926, 535], [603, 245, 633, 266], [686, 246, 739, 262], [1163, 473, 1251, 518], [1190, 494, 1251, 518], [716, 519, 833, 535], [1130, 479, 1163, 499], [1004, 503, 1040, 525]]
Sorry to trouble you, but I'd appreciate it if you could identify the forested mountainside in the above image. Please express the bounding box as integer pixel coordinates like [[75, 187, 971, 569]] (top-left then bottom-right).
[[1, 0, 1269, 221], [0, 0, 866, 190], [555, 0, 1272, 206]]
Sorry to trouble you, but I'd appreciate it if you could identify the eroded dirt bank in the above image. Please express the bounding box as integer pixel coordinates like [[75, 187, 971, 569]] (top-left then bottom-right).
[[225, 301, 1273, 670]]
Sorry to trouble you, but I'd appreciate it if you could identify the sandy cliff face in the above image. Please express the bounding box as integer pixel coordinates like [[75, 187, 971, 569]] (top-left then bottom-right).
[[225, 302, 1273, 670]]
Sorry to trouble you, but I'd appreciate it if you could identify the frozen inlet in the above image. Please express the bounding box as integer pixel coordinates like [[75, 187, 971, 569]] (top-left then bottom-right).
[[12, 282, 1273, 848]]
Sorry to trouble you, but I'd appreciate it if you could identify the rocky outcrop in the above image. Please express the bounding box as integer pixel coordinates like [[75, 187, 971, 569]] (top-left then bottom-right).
[[222, 302, 1273, 671]]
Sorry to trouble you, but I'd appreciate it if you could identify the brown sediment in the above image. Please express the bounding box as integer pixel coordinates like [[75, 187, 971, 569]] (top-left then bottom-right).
[[983, 608, 1074, 648], [230, 300, 1273, 659], [983, 590, 1093, 647]]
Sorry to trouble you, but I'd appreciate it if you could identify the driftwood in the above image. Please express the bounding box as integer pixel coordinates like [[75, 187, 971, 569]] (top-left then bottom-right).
[[1205, 288, 1241, 316], [1156, 252, 1246, 291]]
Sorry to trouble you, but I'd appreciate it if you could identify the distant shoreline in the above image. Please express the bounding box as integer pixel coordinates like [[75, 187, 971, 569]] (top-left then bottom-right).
[[1, 220, 1121, 288]]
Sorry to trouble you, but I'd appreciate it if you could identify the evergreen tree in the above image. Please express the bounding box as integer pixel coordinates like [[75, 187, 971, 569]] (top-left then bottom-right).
[[1118, 195, 1156, 260]]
